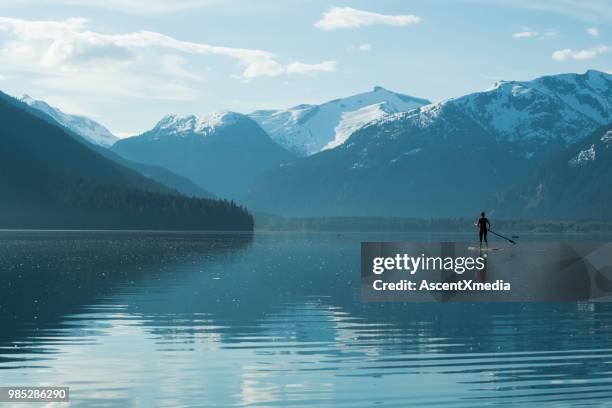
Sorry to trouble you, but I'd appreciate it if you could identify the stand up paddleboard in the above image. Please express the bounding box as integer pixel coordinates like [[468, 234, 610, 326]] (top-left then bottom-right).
[[467, 246, 500, 252]]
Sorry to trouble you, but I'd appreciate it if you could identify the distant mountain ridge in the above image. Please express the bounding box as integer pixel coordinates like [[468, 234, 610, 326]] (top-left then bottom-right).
[[13, 70, 612, 221], [112, 111, 295, 200], [245, 70, 612, 218], [21, 95, 214, 199], [499, 123, 612, 218], [249, 86, 430, 156], [0, 92, 252, 230], [21, 95, 119, 147], [98, 148, 216, 199]]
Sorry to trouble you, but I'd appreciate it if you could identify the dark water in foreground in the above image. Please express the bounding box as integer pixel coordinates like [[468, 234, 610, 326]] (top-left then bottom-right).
[[1, 231, 612, 407]]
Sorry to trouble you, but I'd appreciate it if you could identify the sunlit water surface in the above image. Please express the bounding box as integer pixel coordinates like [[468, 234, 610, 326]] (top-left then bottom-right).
[[1, 231, 612, 407]]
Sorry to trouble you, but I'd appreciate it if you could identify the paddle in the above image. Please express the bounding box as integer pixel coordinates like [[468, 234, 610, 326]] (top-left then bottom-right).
[[488, 229, 517, 245]]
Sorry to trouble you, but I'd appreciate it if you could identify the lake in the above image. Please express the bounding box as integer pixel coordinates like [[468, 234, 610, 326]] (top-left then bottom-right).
[[1, 231, 612, 407]]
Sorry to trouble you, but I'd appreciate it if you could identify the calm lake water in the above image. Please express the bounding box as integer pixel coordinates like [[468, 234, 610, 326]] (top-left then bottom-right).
[[1, 231, 612, 407]]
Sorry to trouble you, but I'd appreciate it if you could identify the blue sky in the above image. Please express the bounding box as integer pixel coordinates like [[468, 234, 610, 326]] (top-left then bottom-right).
[[0, 0, 610, 136]]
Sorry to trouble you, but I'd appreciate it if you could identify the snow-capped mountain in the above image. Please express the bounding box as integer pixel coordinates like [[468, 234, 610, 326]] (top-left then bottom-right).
[[20, 95, 118, 147], [112, 111, 295, 200], [18, 94, 212, 198], [144, 111, 243, 139], [435, 69, 611, 144], [249, 86, 430, 156], [245, 70, 612, 218]]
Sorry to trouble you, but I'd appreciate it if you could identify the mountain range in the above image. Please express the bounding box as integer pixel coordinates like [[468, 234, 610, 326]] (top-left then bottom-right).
[[0, 92, 252, 230], [7, 69, 612, 222], [111, 112, 295, 200], [22, 95, 214, 199], [245, 70, 612, 218]]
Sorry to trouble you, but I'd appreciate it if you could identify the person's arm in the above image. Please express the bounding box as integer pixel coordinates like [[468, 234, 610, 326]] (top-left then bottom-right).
[[487, 219, 491, 230]]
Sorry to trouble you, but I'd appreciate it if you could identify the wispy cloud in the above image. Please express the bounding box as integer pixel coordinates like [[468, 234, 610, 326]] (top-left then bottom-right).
[[4, 0, 216, 14], [348, 43, 373, 52], [0, 16, 336, 95], [315, 7, 421, 31], [512, 31, 538, 38], [512, 28, 559, 39], [552, 45, 611, 60], [286, 61, 336, 75], [586, 27, 600, 37]]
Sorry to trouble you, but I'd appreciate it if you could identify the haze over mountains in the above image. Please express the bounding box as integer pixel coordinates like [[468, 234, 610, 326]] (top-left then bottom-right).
[[5, 70, 612, 222], [111, 112, 295, 200], [22, 95, 215, 199], [0, 92, 252, 230], [245, 70, 612, 218], [500, 124, 612, 219]]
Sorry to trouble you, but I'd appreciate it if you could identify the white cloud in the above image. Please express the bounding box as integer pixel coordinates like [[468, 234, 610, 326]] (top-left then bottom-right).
[[0, 16, 335, 90], [347, 43, 373, 52], [315, 7, 421, 31], [512, 28, 558, 39], [512, 31, 538, 38], [552, 48, 574, 61], [552, 45, 611, 60], [587, 27, 600, 37], [286, 61, 336, 75], [5, 0, 215, 14], [0, 17, 288, 79]]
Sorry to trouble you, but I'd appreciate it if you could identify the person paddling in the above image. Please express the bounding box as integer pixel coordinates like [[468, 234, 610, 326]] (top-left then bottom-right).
[[475, 212, 491, 248]]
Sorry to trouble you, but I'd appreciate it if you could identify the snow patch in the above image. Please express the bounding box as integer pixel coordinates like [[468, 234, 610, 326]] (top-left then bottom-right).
[[569, 144, 596, 166], [154, 111, 240, 137], [521, 151, 535, 159], [390, 147, 423, 164], [323, 102, 393, 150], [21, 95, 118, 147], [601, 130, 612, 145]]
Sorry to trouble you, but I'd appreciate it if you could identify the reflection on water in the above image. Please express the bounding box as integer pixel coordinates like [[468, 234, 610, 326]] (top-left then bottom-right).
[[1, 231, 612, 407]]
